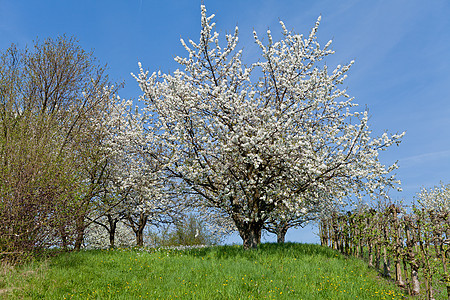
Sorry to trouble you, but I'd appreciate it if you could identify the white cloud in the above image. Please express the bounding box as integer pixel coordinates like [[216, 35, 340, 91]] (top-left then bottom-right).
[[399, 150, 450, 168]]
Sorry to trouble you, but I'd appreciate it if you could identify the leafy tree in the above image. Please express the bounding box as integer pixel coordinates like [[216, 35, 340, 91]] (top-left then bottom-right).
[[134, 6, 404, 249], [0, 36, 116, 257]]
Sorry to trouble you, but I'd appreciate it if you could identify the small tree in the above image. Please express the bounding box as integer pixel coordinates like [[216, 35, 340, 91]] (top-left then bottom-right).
[[101, 98, 184, 247], [264, 201, 317, 244], [134, 6, 404, 249], [151, 214, 220, 247], [264, 190, 335, 243], [83, 219, 134, 249]]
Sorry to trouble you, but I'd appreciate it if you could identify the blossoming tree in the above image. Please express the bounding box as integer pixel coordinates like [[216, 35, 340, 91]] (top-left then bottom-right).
[[416, 182, 450, 212], [98, 97, 185, 247], [134, 6, 404, 249]]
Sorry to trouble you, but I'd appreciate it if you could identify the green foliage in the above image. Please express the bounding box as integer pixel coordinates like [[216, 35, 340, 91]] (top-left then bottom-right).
[[2, 243, 406, 299], [320, 200, 450, 298], [0, 36, 116, 259]]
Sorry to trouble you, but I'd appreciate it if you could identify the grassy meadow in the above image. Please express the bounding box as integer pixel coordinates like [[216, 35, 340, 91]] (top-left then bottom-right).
[[1, 243, 407, 299]]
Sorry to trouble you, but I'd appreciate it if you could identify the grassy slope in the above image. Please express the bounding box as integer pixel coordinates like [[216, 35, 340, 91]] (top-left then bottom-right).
[[2, 243, 407, 299]]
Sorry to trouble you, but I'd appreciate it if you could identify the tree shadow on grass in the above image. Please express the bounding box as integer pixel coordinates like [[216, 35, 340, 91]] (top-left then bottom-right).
[[49, 251, 89, 269], [182, 242, 342, 261]]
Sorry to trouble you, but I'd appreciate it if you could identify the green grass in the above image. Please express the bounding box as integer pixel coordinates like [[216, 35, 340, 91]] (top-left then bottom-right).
[[1, 243, 407, 299]]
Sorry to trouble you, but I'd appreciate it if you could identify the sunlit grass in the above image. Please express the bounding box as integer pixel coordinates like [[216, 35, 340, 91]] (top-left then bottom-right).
[[2, 243, 407, 299]]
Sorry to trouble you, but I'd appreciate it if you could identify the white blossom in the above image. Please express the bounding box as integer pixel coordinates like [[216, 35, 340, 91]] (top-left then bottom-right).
[[132, 5, 404, 248], [416, 182, 450, 212]]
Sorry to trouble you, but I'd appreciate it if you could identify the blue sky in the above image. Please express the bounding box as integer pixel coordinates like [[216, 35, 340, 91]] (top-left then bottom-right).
[[1, 0, 449, 244]]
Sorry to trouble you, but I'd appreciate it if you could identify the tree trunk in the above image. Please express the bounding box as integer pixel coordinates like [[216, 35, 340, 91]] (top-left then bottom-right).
[[331, 218, 338, 250], [136, 230, 144, 247], [74, 229, 84, 251], [393, 208, 405, 287], [395, 260, 405, 287], [359, 242, 364, 259], [368, 243, 374, 268], [60, 226, 68, 250], [276, 222, 288, 244], [439, 241, 450, 299], [403, 258, 411, 295], [382, 246, 391, 278], [107, 215, 117, 249], [411, 268, 420, 296], [128, 212, 148, 247], [405, 221, 420, 295], [425, 275, 435, 300], [235, 219, 263, 250], [109, 229, 115, 248], [74, 217, 85, 251], [319, 220, 328, 246], [375, 243, 381, 270]]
